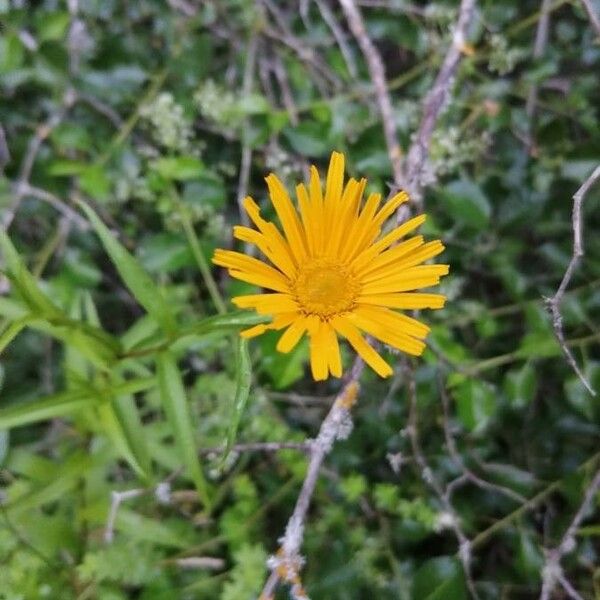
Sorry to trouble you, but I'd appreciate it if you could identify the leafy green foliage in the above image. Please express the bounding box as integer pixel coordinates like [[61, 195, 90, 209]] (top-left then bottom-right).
[[1, 0, 599, 598]]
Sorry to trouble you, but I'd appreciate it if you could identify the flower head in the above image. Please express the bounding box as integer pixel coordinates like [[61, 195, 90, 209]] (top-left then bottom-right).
[[213, 152, 448, 380]]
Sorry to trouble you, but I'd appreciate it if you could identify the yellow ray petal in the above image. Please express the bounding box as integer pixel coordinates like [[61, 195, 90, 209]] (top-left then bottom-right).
[[327, 177, 366, 258], [227, 269, 290, 293], [233, 226, 296, 277], [348, 310, 426, 355], [323, 323, 342, 377], [308, 165, 325, 254], [373, 190, 409, 225], [242, 196, 297, 267], [361, 265, 449, 295], [325, 151, 345, 206], [308, 317, 329, 381], [350, 214, 427, 273], [240, 324, 268, 339], [296, 183, 316, 255], [213, 249, 290, 291], [339, 192, 381, 261], [332, 316, 393, 378], [232, 293, 298, 314], [354, 305, 430, 339], [358, 236, 425, 280], [361, 240, 446, 284], [276, 317, 309, 353], [357, 293, 446, 309], [265, 174, 307, 260]]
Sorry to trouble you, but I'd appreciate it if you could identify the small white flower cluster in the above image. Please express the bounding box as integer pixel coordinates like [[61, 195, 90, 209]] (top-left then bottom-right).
[[265, 145, 301, 184], [425, 125, 491, 180], [194, 79, 238, 128], [206, 449, 239, 480], [434, 510, 458, 532], [140, 92, 193, 152], [488, 34, 527, 76]]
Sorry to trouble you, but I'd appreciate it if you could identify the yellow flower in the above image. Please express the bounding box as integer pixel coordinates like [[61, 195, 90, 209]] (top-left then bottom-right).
[[213, 151, 448, 380]]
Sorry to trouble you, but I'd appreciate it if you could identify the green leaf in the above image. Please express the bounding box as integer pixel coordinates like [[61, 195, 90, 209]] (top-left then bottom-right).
[[412, 556, 467, 600], [179, 311, 268, 339], [0, 229, 61, 317], [157, 351, 210, 508], [0, 389, 95, 430], [0, 378, 154, 430], [95, 394, 150, 480], [504, 363, 537, 409], [153, 156, 204, 180], [79, 165, 111, 200], [78, 201, 177, 334], [0, 315, 35, 353], [222, 338, 252, 464], [0, 429, 9, 466], [443, 179, 491, 230], [453, 379, 496, 433], [4, 452, 91, 518]]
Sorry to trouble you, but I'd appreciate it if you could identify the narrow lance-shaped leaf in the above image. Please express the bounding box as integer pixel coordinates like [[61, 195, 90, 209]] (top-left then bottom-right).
[[222, 337, 252, 464], [82, 292, 151, 479], [157, 351, 211, 509], [78, 201, 177, 334], [0, 229, 61, 317], [0, 378, 155, 430]]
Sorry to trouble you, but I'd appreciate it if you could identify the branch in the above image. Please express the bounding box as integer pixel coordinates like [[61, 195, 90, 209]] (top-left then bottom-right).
[[525, 0, 552, 152], [339, 0, 403, 186], [545, 164, 600, 396], [404, 362, 481, 600], [539, 467, 600, 600], [259, 358, 364, 600], [11, 182, 89, 230], [200, 441, 313, 456], [579, 0, 600, 36], [402, 0, 476, 207]]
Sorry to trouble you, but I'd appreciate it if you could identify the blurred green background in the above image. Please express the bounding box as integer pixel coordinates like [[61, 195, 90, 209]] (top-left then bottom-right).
[[0, 1, 599, 598]]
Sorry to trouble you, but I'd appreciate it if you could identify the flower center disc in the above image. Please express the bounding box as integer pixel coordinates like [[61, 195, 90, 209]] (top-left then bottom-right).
[[293, 259, 358, 319]]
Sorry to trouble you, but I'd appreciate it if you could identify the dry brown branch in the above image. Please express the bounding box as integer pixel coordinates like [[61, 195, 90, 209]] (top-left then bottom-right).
[[339, 0, 403, 186], [579, 0, 600, 36], [539, 467, 600, 600], [545, 164, 600, 396], [402, 0, 476, 208], [259, 358, 364, 600]]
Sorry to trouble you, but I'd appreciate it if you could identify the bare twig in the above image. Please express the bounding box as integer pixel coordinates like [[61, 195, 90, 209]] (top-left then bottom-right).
[[545, 164, 600, 396], [539, 467, 600, 600], [439, 376, 527, 504], [404, 362, 481, 600], [339, 0, 403, 186], [315, 0, 358, 78], [579, 0, 600, 36], [200, 441, 313, 456], [401, 0, 476, 207], [104, 488, 146, 543], [259, 358, 364, 600], [2, 88, 77, 231], [236, 31, 259, 235], [170, 556, 225, 570], [10, 182, 89, 230], [525, 0, 552, 153]]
